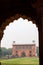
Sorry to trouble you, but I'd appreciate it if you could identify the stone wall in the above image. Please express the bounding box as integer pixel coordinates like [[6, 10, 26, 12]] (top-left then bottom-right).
[[12, 44, 36, 57]]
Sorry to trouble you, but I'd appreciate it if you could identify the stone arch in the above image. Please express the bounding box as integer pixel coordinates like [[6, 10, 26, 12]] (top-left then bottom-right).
[[0, 0, 43, 64], [0, 14, 37, 41]]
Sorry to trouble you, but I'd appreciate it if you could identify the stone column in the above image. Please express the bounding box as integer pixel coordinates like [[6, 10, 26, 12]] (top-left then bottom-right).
[[38, 5, 43, 65]]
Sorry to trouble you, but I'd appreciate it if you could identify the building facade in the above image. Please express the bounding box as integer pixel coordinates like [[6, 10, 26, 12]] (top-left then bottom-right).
[[12, 44, 36, 57]]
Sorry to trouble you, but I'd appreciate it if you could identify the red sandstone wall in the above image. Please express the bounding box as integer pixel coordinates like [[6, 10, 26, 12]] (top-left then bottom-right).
[[12, 44, 36, 57]]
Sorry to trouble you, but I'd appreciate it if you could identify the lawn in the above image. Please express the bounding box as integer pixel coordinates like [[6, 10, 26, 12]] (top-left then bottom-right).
[[0, 57, 39, 65]]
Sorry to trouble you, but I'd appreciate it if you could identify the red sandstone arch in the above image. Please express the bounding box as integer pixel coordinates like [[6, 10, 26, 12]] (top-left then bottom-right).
[[21, 51, 26, 57]]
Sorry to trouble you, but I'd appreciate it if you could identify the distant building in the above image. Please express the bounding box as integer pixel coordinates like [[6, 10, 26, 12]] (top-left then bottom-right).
[[12, 44, 36, 57]]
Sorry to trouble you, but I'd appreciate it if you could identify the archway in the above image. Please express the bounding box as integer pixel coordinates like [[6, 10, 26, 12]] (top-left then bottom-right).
[[1, 15, 39, 59], [29, 51, 32, 57], [0, 14, 39, 65], [15, 51, 19, 58], [0, 0, 43, 64], [21, 51, 26, 57], [0, 14, 37, 41], [0, 14, 40, 65], [1, 15, 38, 48]]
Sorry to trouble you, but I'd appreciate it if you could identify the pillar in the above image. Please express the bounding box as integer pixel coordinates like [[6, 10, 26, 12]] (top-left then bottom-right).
[[38, 5, 43, 65]]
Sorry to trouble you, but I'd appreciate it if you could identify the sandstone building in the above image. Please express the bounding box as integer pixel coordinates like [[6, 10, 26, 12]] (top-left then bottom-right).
[[12, 44, 36, 57]]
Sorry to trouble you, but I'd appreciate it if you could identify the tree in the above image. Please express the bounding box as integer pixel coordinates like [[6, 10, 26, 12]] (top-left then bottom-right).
[[1, 47, 7, 56], [1, 47, 12, 57], [7, 48, 12, 55]]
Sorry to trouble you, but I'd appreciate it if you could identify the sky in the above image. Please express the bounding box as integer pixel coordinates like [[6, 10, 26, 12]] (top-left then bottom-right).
[[1, 18, 39, 48]]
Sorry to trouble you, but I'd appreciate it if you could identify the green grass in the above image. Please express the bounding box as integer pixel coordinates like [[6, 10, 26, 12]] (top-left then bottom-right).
[[0, 57, 39, 65]]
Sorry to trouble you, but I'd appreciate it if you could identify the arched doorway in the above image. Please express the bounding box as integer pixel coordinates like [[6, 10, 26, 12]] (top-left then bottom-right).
[[21, 51, 26, 57], [15, 51, 19, 58]]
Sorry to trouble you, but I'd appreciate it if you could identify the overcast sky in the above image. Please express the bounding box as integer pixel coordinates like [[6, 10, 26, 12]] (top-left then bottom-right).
[[1, 18, 39, 48]]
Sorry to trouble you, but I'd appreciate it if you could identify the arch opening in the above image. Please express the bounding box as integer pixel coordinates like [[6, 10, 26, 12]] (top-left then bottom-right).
[[0, 17, 39, 64], [21, 51, 26, 57], [0, 14, 38, 41], [1, 17, 39, 48]]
